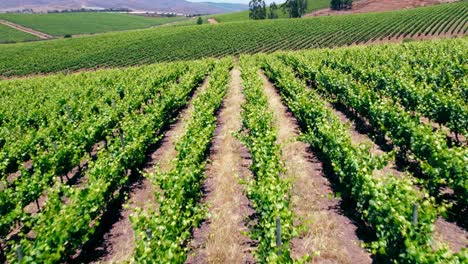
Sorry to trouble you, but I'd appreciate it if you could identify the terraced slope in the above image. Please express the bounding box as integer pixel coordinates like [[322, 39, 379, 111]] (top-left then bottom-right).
[[0, 2, 466, 77]]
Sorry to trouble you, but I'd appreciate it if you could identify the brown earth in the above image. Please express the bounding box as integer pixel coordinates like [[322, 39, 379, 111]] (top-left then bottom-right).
[[207, 18, 219, 24], [307, 0, 458, 17], [319, 95, 467, 254], [261, 72, 373, 263], [78, 77, 211, 264], [186, 67, 255, 263], [0, 19, 53, 39]]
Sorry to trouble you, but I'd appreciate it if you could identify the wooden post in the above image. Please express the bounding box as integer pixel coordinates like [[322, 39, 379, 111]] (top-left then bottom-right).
[[276, 217, 282, 256], [412, 203, 418, 226], [146, 229, 153, 240], [120, 134, 125, 148], [16, 245, 23, 262]]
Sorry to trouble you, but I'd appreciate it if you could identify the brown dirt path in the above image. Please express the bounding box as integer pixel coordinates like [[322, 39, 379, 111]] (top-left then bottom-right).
[[78, 77, 211, 264], [260, 72, 372, 263], [186, 67, 255, 264], [207, 18, 219, 24], [306, 0, 458, 17], [0, 19, 53, 39]]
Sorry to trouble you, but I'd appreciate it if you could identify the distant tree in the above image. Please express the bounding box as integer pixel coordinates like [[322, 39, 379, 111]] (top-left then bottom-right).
[[282, 0, 308, 18], [331, 0, 353, 10], [197, 16, 203, 25], [249, 0, 267, 20], [268, 2, 279, 19]]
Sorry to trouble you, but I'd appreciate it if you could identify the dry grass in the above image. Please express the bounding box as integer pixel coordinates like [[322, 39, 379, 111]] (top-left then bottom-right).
[[202, 68, 253, 263], [260, 72, 366, 263], [94, 77, 212, 264]]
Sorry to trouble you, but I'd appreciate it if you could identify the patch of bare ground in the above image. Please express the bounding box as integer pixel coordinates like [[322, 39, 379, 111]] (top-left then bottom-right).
[[186, 67, 255, 263], [207, 18, 219, 24], [260, 72, 372, 263], [434, 217, 468, 252], [322, 99, 467, 254], [71, 77, 211, 264], [306, 0, 458, 17]]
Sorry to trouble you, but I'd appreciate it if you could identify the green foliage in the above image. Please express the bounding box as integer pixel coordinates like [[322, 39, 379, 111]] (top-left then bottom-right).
[[282, 0, 308, 18], [214, 0, 329, 22], [330, 0, 353, 10], [197, 16, 203, 25], [0, 23, 39, 44], [283, 46, 468, 212], [268, 2, 279, 19], [238, 56, 295, 262], [3, 60, 212, 263], [262, 55, 466, 263], [0, 13, 186, 36], [131, 58, 233, 263], [249, 0, 267, 20], [0, 2, 466, 77]]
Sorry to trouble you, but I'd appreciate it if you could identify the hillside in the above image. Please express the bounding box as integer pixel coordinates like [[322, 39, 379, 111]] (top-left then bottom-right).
[[0, 37, 466, 263], [0, 13, 187, 36], [0, 23, 39, 43], [307, 0, 460, 17], [212, 0, 330, 23], [0, 2, 466, 77], [0, 0, 243, 14]]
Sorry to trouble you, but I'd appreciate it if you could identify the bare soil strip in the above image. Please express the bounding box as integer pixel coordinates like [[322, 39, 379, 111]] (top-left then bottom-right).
[[323, 100, 467, 253], [77, 78, 211, 264], [0, 19, 53, 39], [207, 18, 219, 24], [260, 72, 372, 263], [186, 68, 255, 264]]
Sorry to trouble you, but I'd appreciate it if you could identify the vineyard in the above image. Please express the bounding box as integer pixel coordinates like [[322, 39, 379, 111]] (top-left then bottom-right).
[[0, 24, 39, 44], [0, 2, 466, 77], [0, 37, 466, 263], [0, 13, 186, 37]]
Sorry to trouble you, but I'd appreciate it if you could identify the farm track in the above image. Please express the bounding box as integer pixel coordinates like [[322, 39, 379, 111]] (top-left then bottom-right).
[[186, 67, 255, 263], [261, 72, 373, 263], [0, 19, 53, 39], [71, 77, 211, 264], [317, 94, 468, 254]]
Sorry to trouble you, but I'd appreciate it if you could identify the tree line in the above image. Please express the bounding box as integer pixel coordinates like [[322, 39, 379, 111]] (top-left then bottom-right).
[[249, 0, 308, 20], [249, 0, 353, 20]]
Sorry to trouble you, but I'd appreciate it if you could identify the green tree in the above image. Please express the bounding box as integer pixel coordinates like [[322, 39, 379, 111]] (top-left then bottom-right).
[[331, 0, 353, 10], [282, 0, 308, 18], [197, 16, 203, 25], [268, 2, 279, 19], [249, 0, 267, 20]]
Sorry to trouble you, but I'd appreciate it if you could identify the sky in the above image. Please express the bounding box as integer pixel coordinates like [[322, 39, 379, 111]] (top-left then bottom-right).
[[188, 0, 284, 4]]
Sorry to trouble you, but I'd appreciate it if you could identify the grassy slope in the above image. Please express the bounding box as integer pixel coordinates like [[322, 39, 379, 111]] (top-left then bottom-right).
[[213, 0, 329, 22], [0, 13, 187, 36], [0, 2, 466, 77], [0, 23, 39, 43]]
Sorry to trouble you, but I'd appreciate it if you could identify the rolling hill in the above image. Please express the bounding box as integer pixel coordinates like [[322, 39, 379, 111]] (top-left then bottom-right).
[[0, 1, 466, 77], [0, 0, 248, 14]]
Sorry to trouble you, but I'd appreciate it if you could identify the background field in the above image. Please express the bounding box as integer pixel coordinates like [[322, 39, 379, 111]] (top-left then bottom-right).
[[0, 2, 465, 77], [0, 23, 39, 43], [212, 0, 330, 23], [0, 13, 187, 36]]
